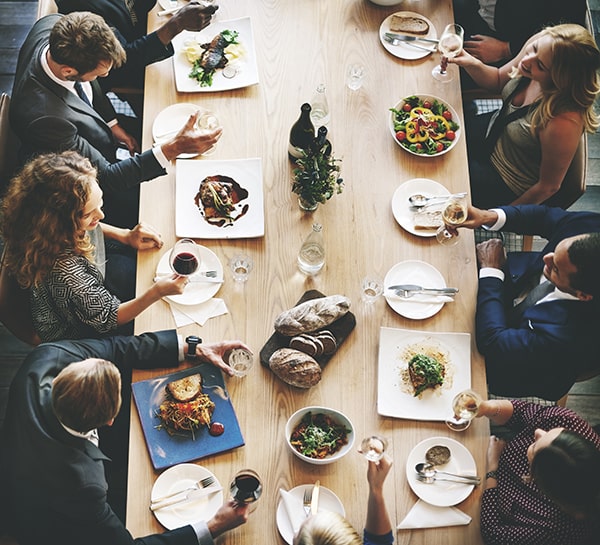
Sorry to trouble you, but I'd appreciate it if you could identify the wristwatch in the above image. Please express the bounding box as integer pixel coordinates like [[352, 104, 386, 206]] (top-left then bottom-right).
[[185, 335, 202, 359], [485, 470, 498, 480]]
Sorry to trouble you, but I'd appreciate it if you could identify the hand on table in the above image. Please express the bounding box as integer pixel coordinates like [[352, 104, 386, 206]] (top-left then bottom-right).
[[111, 123, 140, 155], [464, 35, 511, 64], [161, 111, 223, 160], [127, 222, 164, 250], [476, 239, 506, 270]]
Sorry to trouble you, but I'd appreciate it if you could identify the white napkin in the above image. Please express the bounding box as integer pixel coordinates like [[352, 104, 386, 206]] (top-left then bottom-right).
[[397, 499, 471, 529], [384, 290, 454, 304], [167, 298, 228, 327], [279, 488, 306, 535]]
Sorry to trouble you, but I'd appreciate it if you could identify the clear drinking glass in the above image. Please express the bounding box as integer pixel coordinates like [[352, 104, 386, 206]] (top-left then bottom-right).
[[361, 276, 383, 304], [170, 239, 201, 276], [227, 348, 254, 377], [229, 254, 253, 282], [432, 24, 464, 83], [359, 435, 387, 462], [230, 469, 262, 509], [196, 111, 220, 155], [445, 389, 482, 431], [346, 64, 366, 91], [436, 193, 468, 246]]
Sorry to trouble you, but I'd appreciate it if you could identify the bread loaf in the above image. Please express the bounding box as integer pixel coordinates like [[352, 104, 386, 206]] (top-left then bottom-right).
[[389, 15, 429, 35], [274, 295, 351, 336], [269, 348, 322, 388]]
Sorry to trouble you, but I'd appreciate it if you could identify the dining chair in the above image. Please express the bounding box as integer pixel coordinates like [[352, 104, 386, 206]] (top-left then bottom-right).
[[0, 93, 20, 194]]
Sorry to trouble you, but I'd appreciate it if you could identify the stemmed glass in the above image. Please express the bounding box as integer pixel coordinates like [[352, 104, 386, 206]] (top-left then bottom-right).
[[170, 238, 201, 276], [436, 193, 468, 246], [432, 24, 464, 82], [445, 389, 482, 431], [230, 469, 262, 510]]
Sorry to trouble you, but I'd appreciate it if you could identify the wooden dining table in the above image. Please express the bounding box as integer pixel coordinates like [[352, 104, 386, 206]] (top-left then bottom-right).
[[128, 1, 488, 544]]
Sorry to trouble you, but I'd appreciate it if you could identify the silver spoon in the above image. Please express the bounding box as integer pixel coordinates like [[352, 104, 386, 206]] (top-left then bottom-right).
[[415, 473, 479, 485], [408, 192, 467, 209], [415, 462, 480, 484]]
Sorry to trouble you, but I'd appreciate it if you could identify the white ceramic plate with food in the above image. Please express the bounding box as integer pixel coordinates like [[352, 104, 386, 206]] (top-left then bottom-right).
[[175, 157, 264, 239], [276, 485, 345, 544], [389, 95, 461, 157], [379, 11, 437, 60], [152, 103, 209, 158], [405, 437, 477, 506], [151, 463, 223, 530], [391, 178, 449, 237], [384, 260, 448, 319], [156, 244, 223, 305], [377, 326, 471, 420], [172, 17, 258, 92]]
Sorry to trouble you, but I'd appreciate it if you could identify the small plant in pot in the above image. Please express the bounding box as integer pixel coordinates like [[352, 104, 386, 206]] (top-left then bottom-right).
[[292, 129, 343, 211]]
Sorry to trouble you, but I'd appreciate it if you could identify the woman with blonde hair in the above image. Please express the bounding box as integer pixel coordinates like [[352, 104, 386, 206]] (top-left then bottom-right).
[[294, 455, 393, 545], [449, 24, 600, 208], [0, 151, 186, 342]]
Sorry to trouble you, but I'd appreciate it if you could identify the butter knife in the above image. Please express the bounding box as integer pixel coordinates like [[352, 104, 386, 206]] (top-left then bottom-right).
[[150, 486, 223, 511], [383, 35, 436, 53], [384, 32, 439, 44], [153, 275, 223, 284], [310, 480, 320, 515], [387, 284, 459, 295]]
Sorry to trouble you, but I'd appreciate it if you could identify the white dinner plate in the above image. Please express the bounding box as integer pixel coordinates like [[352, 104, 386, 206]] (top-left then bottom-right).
[[151, 463, 223, 530], [384, 260, 447, 319], [156, 245, 223, 305], [157, 0, 182, 10], [276, 485, 345, 544], [175, 158, 264, 239], [152, 103, 208, 158], [172, 17, 259, 92], [405, 437, 477, 507], [379, 11, 437, 60], [377, 327, 471, 420], [391, 178, 449, 237]]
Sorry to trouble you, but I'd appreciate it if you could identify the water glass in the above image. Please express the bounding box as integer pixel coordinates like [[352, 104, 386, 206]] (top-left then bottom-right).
[[229, 254, 253, 282], [359, 435, 387, 463], [196, 111, 220, 155], [228, 348, 254, 377], [346, 64, 366, 91], [361, 275, 383, 303]]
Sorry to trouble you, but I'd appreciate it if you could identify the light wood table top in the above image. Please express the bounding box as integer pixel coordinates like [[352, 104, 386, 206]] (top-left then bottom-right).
[[129, 1, 487, 544]]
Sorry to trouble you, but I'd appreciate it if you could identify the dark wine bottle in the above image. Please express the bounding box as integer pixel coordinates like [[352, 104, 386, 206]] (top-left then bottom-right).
[[288, 103, 315, 161], [312, 126, 332, 156]]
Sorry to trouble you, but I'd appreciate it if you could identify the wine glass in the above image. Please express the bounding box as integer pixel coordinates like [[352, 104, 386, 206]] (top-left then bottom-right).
[[196, 110, 220, 155], [445, 389, 482, 431], [432, 24, 464, 83], [170, 238, 201, 276], [230, 469, 262, 509], [436, 193, 468, 246], [359, 435, 387, 462]]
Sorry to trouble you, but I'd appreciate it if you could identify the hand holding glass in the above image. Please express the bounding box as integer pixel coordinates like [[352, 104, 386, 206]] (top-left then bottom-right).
[[432, 24, 464, 82], [230, 469, 262, 507], [170, 239, 201, 276], [436, 194, 468, 246], [359, 435, 387, 462], [196, 111, 220, 155], [445, 389, 482, 431]]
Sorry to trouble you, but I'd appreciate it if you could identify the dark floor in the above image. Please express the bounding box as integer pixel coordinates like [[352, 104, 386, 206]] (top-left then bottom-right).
[[0, 1, 599, 429]]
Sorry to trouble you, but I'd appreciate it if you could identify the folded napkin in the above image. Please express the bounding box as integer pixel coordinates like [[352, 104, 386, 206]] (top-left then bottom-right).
[[167, 298, 228, 327], [384, 290, 454, 304], [397, 499, 471, 529], [279, 488, 306, 535]]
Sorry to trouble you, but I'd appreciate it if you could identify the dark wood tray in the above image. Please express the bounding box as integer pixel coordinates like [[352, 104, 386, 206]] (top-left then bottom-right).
[[260, 290, 356, 369]]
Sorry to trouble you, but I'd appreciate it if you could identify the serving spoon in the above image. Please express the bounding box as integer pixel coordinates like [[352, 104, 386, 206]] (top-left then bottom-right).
[[408, 192, 467, 209], [415, 462, 480, 484]]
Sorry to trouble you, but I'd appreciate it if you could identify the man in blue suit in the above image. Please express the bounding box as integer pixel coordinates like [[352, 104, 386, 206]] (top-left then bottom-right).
[[462, 205, 600, 401]]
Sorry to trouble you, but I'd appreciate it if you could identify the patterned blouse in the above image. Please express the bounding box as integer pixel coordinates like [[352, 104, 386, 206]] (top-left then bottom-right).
[[30, 228, 120, 342], [480, 400, 600, 544]]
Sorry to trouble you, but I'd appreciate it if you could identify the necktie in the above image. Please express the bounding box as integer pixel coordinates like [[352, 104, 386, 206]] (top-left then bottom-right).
[[124, 0, 138, 25], [73, 81, 92, 107], [509, 280, 555, 327]]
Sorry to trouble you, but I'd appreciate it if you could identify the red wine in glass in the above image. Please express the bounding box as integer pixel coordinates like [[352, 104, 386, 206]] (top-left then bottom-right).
[[172, 252, 199, 275], [230, 469, 262, 505]]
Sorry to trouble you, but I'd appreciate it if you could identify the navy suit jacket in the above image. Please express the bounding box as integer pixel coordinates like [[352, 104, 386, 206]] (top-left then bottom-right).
[[55, 0, 173, 90], [477, 205, 600, 400], [0, 331, 200, 545], [9, 14, 166, 194]]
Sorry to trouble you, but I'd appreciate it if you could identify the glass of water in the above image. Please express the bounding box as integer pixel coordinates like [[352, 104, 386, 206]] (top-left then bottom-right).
[[346, 64, 366, 91]]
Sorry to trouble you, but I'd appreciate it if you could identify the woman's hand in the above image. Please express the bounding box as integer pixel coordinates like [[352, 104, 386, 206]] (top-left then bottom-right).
[[127, 222, 164, 250], [153, 274, 188, 297], [486, 435, 506, 471], [367, 453, 393, 493]]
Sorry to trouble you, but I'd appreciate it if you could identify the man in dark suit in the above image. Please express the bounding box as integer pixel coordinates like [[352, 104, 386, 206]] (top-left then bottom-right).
[[453, 0, 587, 64], [461, 205, 600, 401], [0, 330, 249, 545], [55, 1, 218, 114], [10, 12, 221, 226]]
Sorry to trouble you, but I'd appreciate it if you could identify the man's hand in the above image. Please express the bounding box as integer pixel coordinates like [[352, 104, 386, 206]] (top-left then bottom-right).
[[207, 499, 249, 538], [161, 111, 223, 161], [197, 340, 254, 376], [158, 1, 218, 45], [464, 35, 511, 64], [476, 239, 506, 269], [459, 205, 500, 230], [111, 123, 140, 155]]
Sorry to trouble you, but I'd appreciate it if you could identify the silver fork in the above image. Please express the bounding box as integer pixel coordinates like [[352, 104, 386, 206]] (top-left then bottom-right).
[[155, 270, 218, 278], [151, 475, 215, 505], [384, 35, 436, 53], [302, 487, 312, 517]]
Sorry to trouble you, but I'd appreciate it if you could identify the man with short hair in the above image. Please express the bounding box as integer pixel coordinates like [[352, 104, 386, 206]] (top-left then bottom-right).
[[461, 204, 600, 401], [10, 12, 220, 227], [0, 330, 250, 545]]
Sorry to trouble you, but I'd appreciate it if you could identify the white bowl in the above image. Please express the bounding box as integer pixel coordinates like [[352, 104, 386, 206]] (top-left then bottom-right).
[[285, 406, 355, 465], [368, 0, 403, 6]]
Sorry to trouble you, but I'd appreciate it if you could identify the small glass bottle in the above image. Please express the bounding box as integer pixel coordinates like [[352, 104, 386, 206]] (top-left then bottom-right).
[[288, 103, 315, 162], [297, 223, 325, 275], [312, 125, 332, 157], [310, 84, 330, 128]]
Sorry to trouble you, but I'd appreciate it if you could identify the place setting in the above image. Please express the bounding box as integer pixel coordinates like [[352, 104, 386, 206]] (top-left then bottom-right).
[[378, 10, 438, 60]]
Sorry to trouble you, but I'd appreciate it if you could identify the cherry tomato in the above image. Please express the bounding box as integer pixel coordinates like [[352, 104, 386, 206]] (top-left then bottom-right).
[[415, 143, 423, 150], [209, 422, 225, 436], [422, 100, 432, 109], [395, 130, 407, 142], [402, 103, 412, 112], [442, 110, 453, 121], [446, 130, 456, 141], [435, 142, 444, 153]]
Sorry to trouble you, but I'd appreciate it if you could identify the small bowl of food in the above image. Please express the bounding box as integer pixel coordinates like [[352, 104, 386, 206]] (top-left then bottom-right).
[[285, 406, 355, 465], [389, 95, 461, 157]]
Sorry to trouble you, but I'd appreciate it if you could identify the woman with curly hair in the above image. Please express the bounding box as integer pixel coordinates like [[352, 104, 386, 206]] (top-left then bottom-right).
[[0, 151, 186, 342], [449, 24, 600, 208]]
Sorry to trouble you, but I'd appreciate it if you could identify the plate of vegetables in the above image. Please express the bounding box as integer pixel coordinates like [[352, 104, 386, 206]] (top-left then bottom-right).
[[389, 95, 460, 156]]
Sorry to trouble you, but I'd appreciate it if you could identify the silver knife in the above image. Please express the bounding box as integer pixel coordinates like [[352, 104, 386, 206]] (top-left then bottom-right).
[[384, 32, 439, 44], [153, 275, 223, 283], [383, 35, 436, 53], [310, 480, 320, 515], [150, 485, 223, 511], [387, 284, 459, 295]]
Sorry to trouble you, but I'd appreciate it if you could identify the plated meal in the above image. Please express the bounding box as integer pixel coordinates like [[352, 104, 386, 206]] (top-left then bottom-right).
[[389, 95, 460, 157], [377, 327, 471, 421], [194, 174, 250, 227], [379, 11, 438, 60]]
